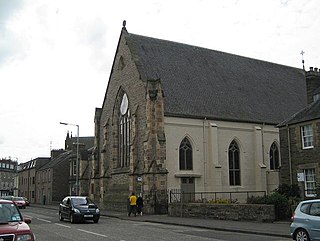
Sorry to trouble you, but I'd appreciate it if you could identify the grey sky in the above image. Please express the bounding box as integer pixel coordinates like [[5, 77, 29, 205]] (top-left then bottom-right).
[[0, 0, 319, 162]]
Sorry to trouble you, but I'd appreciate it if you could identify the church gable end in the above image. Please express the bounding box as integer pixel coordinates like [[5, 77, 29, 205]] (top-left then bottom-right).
[[92, 25, 168, 213]]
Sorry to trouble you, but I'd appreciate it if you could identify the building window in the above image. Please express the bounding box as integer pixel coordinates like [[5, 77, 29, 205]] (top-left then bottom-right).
[[304, 168, 316, 197], [73, 160, 76, 176], [269, 142, 279, 170], [229, 140, 240, 186], [301, 124, 313, 149], [118, 93, 130, 168], [179, 137, 193, 170]]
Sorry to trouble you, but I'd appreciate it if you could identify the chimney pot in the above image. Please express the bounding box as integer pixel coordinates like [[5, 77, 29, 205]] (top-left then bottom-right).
[[315, 68, 318, 72], [310, 67, 314, 71]]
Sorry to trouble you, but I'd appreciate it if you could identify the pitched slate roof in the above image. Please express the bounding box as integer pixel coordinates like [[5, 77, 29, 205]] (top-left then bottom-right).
[[38, 150, 74, 170], [278, 99, 320, 126], [18, 157, 50, 171], [68, 136, 94, 149], [125, 31, 307, 125]]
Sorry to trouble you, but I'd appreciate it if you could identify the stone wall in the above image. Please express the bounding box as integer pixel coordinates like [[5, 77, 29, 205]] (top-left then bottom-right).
[[168, 203, 275, 222]]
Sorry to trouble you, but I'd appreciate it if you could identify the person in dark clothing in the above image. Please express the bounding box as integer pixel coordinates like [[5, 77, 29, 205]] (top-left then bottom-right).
[[136, 194, 144, 216]]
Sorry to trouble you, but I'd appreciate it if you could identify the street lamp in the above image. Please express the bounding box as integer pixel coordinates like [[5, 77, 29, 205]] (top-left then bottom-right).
[[60, 122, 79, 196]]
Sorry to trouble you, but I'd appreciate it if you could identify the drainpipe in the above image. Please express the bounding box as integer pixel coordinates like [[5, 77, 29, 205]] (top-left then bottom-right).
[[261, 123, 265, 165], [287, 124, 293, 185], [203, 118, 207, 191]]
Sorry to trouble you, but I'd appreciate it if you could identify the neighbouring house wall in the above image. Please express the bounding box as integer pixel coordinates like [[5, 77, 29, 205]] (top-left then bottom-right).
[[52, 164, 69, 202], [279, 120, 320, 197]]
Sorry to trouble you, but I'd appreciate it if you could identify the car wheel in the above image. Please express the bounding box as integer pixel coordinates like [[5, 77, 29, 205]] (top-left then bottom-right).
[[59, 212, 64, 221], [93, 218, 99, 223], [295, 229, 310, 241], [70, 214, 75, 223]]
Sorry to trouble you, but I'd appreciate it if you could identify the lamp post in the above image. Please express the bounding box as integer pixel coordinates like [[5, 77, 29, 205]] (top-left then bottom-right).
[[60, 122, 79, 196]]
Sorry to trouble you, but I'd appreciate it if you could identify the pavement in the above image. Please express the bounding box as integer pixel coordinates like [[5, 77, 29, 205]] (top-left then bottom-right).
[[30, 203, 292, 239]]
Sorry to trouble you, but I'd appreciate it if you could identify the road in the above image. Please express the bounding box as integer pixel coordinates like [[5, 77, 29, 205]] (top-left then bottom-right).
[[21, 207, 291, 241]]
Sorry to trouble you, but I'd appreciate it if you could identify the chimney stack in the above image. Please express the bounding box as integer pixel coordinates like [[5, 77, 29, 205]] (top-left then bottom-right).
[[306, 67, 320, 104]]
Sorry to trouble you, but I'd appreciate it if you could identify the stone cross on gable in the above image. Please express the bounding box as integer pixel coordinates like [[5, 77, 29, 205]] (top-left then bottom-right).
[[300, 50, 305, 70]]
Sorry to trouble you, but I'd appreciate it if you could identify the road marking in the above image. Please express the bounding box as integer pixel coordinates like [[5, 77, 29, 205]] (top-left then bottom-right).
[[77, 229, 108, 238], [37, 218, 51, 223], [55, 223, 71, 228]]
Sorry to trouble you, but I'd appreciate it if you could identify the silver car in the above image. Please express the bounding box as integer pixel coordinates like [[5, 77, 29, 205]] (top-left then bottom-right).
[[291, 199, 320, 241]]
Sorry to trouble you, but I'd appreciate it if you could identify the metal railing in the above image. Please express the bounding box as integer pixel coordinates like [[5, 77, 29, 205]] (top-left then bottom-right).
[[169, 190, 266, 204]]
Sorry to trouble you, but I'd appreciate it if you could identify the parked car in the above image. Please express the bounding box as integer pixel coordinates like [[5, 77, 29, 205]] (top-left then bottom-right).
[[12, 197, 27, 209], [59, 196, 100, 223], [23, 197, 30, 206], [290, 199, 320, 241], [0, 199, 35, 241]]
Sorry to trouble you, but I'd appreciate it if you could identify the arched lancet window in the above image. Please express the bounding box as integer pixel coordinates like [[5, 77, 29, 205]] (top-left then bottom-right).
[[118, 93, 130, 167], [228, 140, 240, 186], [269, 142, 279, 170], [179, 137, 193, 170]]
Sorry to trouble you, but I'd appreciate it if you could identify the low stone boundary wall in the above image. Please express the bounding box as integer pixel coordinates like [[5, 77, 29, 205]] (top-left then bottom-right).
[[168, 203, 275, 222]]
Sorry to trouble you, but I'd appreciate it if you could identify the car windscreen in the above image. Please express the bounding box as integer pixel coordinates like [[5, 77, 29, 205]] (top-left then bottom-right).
[[72, 197, 93, 206], [0, 203, 22, 223], [13, 197, 24, 201]]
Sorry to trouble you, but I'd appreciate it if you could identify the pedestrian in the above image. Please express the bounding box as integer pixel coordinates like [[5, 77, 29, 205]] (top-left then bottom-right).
[[136, 194, 144, 216], [128, 192, 137, 217]]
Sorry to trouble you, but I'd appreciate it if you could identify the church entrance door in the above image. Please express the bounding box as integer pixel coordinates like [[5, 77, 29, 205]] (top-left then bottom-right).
[[181, 177, 195, 202]]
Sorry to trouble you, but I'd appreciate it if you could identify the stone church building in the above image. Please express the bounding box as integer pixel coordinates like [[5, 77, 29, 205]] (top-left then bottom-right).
[[88, 23, 307, 213]]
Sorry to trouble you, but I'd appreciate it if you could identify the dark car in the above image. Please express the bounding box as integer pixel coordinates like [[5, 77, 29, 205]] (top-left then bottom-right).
[[23, 197, 30, 206], [290, 199, 320, 241], [59, 196, 100, 223], [0, 199, 35, 241]]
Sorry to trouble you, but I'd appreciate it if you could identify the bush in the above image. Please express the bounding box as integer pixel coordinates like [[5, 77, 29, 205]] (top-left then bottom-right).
[[247, 195, 267, 204], [247, 192, 289, 220], [268, 192, 290, 219], [276, 184, 300, 198]]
